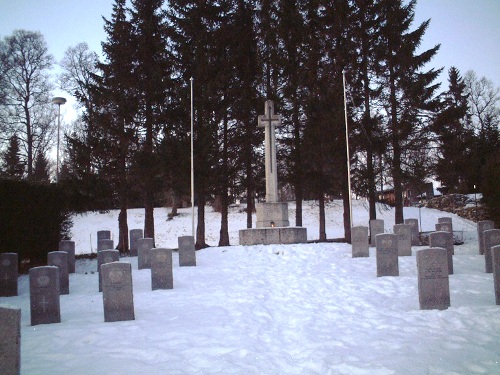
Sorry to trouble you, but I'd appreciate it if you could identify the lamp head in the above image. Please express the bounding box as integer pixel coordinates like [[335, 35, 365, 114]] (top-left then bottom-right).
[[52, 97, 67, 105]]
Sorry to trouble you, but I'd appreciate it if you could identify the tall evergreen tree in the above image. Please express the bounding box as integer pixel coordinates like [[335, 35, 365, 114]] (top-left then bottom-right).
[[129, 0, 172, 241], [168, 0, 229, 248], [324, 0, 359, 242], [377, 0, 440, 223], [256, 0, 281, 99], [32, 151, 51, 183], [1, 134, 25, 179], [227, 0, 262, 234], [433, 67, 471, 192], [99, 0, 138, 252], [276, 0, 307, 227], [351, 0, 385, 221], [300, 0, 329, 240]]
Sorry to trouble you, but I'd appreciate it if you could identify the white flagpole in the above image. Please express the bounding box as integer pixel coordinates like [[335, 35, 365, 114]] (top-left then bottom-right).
[[190, 77, 195, 238], [342, 70, 353, 228]]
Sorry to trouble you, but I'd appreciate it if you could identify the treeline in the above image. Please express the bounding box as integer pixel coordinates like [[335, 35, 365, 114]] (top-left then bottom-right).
[[1, 0, 499, 250]]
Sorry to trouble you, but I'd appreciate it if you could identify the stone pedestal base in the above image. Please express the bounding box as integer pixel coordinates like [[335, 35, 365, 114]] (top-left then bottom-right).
[[256, 202, 289, 228], [239, 227, 307, 246]]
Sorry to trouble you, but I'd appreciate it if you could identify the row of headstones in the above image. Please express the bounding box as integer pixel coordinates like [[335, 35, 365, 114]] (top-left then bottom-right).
[[366, 217, 454, 249], [0, 240, 76, 298], [0, 245, 75, 375], [476, 221, 500, 308], [0, 235, 197, 374], [352, 218, 454, 258], [28, 234, 196, 326], [96, 230, 196, 269], [351, 218, 500, 309]]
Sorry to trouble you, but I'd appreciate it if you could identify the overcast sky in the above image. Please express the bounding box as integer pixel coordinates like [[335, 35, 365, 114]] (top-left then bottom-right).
[[0, 0, 498, 108]]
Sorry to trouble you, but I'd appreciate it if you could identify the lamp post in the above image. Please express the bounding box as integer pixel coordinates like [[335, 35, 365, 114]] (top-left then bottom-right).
[[342, 70, 353, 229], [474, 184, 477, 221], [52, 97, 66, 182], [190, 78, 195, 237]]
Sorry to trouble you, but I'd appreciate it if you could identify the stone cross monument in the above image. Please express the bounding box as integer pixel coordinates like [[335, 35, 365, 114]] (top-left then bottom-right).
[[258, 100, 282, 203], [255, 100, 289, 228], [238, 100, 307, 245]]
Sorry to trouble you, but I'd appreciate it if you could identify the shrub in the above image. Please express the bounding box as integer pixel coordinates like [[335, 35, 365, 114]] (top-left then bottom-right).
[[481, 153, 500, 227], [0, 179, 72, 273]]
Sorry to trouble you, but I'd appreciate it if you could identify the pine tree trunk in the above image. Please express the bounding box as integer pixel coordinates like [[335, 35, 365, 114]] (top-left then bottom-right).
[[196, 193, 207, 249], [25, 104, 33, 179], [219, 192, 229, 247], [117, 128, 129, 253], [144, 190, 155, 241], [170, 190, 178, 217], [117, 205, 128, 254], [343, 192, 352, 243], [367, 151, 377, 221], [319, 192, 326, 241], [360, 17, 377, 222]]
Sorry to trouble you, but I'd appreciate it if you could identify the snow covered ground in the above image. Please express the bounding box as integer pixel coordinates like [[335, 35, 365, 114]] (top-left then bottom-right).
[[2, 200, 499, 374]]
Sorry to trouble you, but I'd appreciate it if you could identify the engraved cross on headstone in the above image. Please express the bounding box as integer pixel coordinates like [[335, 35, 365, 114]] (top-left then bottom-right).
[[39, 296, 49, 313], [258, 100, 282, 203]]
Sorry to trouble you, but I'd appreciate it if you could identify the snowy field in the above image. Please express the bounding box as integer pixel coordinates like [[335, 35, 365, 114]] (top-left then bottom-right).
[[2, 200, 500, 374]]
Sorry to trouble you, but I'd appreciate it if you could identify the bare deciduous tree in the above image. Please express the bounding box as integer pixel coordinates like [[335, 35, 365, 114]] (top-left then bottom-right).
[[464, 70, 500, 136], [0, 30, 55, 178]]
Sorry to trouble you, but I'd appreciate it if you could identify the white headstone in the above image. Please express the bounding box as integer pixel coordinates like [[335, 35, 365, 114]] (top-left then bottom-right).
[[178, 236, 196, 267], [29, 266, 61, 326], [138, 238, 155, 270], [429, 231, 453, 275], [59, 240, 76, 273], [48, 251, 69, 295], [394, 224, 412, 256], [477, 220, 494, 255], [404, 218, 420, 246], [375, 234, 399, 277], [151, 248, 173, 290], [484, 229, 500, 274], [0, 306, 21, 375], [0, 253, 18, 297], [417, 248, 450, 310], [98, 250, 120, 292], [370, 219, 384, 246], [101, 262, 135, 322], [351, 226, 369, 258], [129, 229, 144, 257], [492, 245, 500, 305]]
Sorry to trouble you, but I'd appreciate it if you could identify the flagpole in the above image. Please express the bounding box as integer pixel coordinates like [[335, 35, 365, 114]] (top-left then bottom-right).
[[190, 77, 195, 237], [342, 70, 353, 228]]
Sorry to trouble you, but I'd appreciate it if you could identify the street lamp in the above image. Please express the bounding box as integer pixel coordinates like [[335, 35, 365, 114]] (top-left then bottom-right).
[[474, 184, 478, 220], [190, 78, 195, 237], [52, 96, 66, 182]]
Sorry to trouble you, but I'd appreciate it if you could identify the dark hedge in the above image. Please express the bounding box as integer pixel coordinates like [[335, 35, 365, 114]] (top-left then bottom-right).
[[0, 179, 72, 273]]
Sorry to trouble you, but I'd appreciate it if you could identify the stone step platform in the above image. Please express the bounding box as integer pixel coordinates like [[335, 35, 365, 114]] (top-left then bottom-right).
[[239, 227, 307, 246]]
